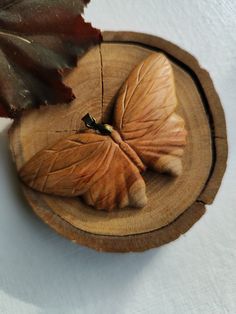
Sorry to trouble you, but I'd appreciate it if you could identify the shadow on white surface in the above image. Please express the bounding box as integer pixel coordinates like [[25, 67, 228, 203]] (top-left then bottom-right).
[[0, 128, 159, 313]]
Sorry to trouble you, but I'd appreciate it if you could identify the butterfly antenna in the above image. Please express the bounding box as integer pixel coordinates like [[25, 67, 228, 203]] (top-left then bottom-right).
[[82, 113, 97, 129], [82, 113, 112, 135]]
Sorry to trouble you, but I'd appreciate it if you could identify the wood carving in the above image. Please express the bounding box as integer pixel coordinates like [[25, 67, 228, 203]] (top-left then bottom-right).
[[9, 33, 227, 251], [19, 53, 187, 211]]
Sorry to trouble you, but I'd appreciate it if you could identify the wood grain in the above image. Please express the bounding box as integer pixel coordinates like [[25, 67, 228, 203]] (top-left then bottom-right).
[[8, 32, 227, 252], [19, 53, 187, 211], [103, 32, 227, 204]]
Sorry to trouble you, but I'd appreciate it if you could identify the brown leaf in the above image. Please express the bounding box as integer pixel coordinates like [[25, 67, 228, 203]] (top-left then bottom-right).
[[0, 0, 101, 118]]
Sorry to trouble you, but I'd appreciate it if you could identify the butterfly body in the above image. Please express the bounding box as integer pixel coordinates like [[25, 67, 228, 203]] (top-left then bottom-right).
[[109, 128, 146, 172], [19, 53, 187, 211]]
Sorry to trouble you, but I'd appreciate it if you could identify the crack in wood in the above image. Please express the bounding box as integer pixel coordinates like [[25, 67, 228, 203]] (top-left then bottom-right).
[[196, 199, 206, 205], [99, 44, 104, 123]]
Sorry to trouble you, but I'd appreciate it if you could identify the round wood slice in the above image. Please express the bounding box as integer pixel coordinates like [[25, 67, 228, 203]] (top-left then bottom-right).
[[9, 32, 227, 252]]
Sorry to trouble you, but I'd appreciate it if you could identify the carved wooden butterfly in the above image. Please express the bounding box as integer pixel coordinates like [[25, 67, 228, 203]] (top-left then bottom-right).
[[19, 53, 187, 211]]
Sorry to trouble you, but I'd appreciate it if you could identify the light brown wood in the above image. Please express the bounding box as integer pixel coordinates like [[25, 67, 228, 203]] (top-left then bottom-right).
[[19, 189, 206, 252], [103, 32, 227, 204], [19, 53, 187, 211], [19, 130, 148, 211], [8, 32, 227, 252]]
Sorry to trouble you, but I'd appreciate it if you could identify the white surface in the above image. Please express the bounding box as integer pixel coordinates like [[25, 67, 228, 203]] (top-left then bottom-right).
[[0, 1, 235, 313]]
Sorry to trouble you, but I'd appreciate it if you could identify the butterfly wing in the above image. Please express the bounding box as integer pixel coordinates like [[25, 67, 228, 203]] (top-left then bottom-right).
[[19, 131, 146, 210], [114, 53, 187, 176]]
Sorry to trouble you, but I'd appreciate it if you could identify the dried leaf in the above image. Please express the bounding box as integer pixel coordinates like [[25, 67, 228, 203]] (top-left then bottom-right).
[[0, 0, 101, 118]]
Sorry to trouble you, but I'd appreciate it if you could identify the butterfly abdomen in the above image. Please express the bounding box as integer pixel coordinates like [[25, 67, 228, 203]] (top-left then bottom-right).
[[109, 129, 146, 173]]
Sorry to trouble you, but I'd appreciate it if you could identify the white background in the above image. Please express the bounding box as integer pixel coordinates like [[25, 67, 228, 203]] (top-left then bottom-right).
[[0, 1, 235, 313]]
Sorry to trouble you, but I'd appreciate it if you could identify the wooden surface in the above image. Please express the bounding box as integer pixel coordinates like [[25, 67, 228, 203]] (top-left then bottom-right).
[[8, 32, 227, 252], [18, 53, 188, 211]]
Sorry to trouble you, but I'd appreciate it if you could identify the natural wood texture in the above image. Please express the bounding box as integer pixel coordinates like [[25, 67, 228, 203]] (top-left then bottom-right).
[[113, 53, 187, 177], [9, 45, 103, 168], [19, 53, 187, 211], [19, 130, 148, 210], [8, 32, 227, 252], [9, 44, 211, 236], [20, 189, 206, 252], [103, 32, 228, 204]]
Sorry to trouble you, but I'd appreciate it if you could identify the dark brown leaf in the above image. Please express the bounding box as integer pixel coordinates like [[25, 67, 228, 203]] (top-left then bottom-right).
[[0, 0, 101, 118]]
